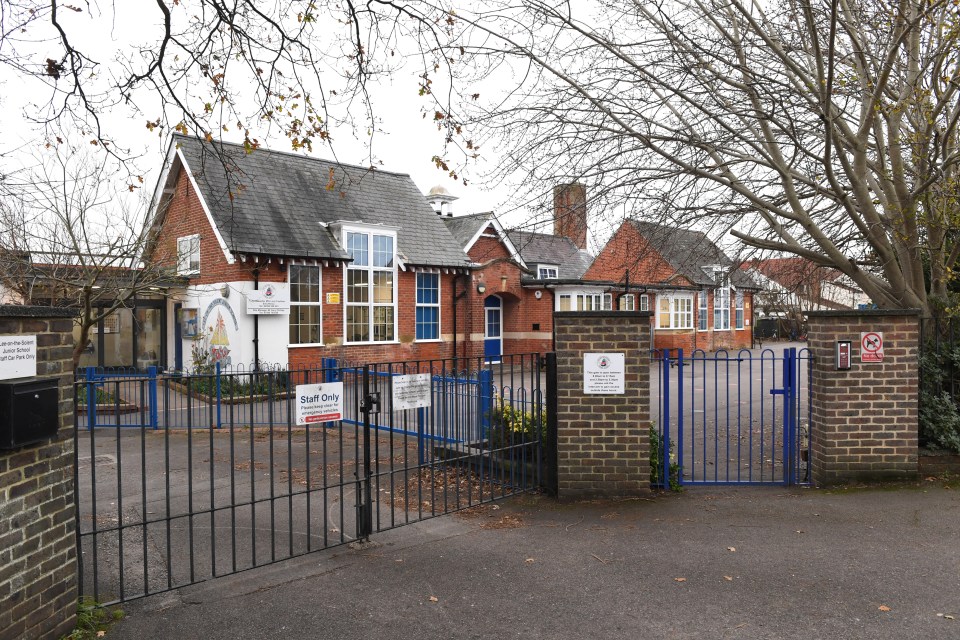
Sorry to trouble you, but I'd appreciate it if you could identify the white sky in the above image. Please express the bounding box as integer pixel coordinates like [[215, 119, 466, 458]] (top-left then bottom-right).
[[0, 2, 544, 234]]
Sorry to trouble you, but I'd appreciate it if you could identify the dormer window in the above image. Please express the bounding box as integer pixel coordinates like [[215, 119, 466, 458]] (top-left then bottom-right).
[[537, 264, 559, 279]]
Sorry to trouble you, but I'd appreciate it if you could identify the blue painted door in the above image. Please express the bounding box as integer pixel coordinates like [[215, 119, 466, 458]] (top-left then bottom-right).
[[484, 296, 502, 363]]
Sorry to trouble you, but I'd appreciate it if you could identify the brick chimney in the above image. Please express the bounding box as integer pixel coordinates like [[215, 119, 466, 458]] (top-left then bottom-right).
[[553, 183, 587, 249]]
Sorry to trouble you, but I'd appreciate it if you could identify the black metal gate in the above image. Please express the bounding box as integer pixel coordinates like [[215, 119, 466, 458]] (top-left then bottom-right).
[[74, 354, 545, 605]]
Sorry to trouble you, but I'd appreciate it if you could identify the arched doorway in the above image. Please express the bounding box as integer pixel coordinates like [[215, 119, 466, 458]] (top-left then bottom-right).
[[484, 295, 502, 363]]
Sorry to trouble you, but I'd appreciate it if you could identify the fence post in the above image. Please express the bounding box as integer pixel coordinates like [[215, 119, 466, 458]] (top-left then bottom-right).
[[148, 366, 158, 431], [215, 361, 222, 429], [357, 365, 375, 541], [478, 368, 493, 435], [86, 366, 96, 431], [544, 352, 558, 496]]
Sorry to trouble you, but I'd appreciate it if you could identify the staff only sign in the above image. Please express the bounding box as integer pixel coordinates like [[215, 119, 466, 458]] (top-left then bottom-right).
[[295, 382, 344, 425]]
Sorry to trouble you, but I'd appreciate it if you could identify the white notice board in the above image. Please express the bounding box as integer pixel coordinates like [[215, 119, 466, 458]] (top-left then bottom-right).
[[392, 373, 432, 410], [0, 335, 37, 380], [295, 382, 344, 425], [583, 353, 625, 394]]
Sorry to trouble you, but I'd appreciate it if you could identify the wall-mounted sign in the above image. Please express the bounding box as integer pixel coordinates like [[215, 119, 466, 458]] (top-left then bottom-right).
[[179, 308, 199, 338], [583, 352, 625, 394], [0, 335, 37, 380], [860, 332, 884, 363], [296, 382, 344, 424], [246, 284, 290, 315], [392, 373, 432, 410], [326, 292, 341, 304]]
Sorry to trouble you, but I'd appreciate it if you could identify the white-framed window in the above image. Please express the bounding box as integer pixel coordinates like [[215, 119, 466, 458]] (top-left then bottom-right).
[[619, 294, 635, 311], [698, 289, 708, 331], [177, 235, 200, 275], [735, 290, 745, 329], [344, 228, 397, 343], [639, 294, 649, 312], [714, 280, 731, 330], [657, 294, 694, 329], [289, 265, 322, 345], [556, 291, 612, 311], [415, 272, 440, 341], [537, 264, 559, 279]]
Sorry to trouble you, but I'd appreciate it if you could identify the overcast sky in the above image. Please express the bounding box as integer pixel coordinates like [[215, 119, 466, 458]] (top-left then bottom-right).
[[0, 3, 541, 230]]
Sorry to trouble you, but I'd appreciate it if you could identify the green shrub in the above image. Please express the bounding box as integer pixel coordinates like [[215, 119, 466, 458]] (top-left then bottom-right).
[[488, 396, 545, 450], [649, 425, 681, 490], [919, 345, 960, 453], [76, 385, 116, 405]]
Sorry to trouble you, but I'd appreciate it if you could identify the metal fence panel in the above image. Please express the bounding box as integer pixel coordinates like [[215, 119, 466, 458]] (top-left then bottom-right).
[[74, 353, 545, 605]]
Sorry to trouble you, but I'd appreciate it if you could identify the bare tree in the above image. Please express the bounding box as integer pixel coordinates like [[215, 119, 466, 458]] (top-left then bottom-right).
[[0, 1, 463, 173], [440, 0, 960, 316], [0, 145, 171, 367]]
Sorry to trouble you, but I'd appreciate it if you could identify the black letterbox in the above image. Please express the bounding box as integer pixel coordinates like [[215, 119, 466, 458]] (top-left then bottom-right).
[[0, 377, 61, 450]]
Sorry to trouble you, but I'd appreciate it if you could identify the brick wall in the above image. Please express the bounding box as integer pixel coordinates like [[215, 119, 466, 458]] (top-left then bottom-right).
[[553, 311, 651, 498], [0, 305, 77, 640], [807, 310, 919, 485]]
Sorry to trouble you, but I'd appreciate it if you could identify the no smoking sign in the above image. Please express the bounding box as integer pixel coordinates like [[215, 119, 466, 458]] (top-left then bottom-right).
[[860, 332, 884, 363]]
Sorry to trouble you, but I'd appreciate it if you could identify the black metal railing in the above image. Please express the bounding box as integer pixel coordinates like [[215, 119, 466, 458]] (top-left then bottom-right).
[[919, 317, 960, 450], [74, 353, 546, 605]]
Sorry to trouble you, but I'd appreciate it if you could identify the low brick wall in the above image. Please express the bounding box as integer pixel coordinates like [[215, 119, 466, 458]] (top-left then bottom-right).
[[0, 305, 77, 640], [553, 311, 651, 498], [807, 310, 919, 485], [918, 452, 960, 477]]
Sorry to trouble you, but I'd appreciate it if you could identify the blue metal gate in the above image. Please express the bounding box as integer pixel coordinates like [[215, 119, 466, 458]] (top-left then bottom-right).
[[652, 347, 811, 487]]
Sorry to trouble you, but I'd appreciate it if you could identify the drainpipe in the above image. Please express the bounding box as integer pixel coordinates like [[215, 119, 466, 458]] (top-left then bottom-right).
[[452, 272, 468, 365], [549, 287, 557, 352], [252, 268, 260, 371]]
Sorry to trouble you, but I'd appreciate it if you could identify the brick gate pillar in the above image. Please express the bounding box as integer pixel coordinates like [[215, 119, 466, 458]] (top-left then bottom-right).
[[806, 310, 919, 485], [553, 311, 651, 498], [0, 305, 78, 640]]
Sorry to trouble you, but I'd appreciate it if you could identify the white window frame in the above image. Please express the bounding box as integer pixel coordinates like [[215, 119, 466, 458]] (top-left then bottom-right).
[[735, 290, 745, 330], [639, 294, 649, 312], [698, 289, 709, 332], [656, 293, 694, 330], [288, 264, 323, 346], [415, 272, 441, 342], [537, 264, 559, 279], [619, 294, 635, 311], [342, 226, 398, 344], [555, 291, 611, 311], [177, 234, 200, 275], [714, 279, 731, 331]]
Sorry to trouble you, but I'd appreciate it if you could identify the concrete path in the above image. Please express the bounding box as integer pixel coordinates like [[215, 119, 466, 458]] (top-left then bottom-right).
[[108, 483, 960, 639]]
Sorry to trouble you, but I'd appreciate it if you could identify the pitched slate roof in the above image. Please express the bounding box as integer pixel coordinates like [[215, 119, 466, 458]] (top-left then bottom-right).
[[170, 135, 470, 267], [443, 212, 493, 250], [507, 229, 593, 279], [630, 220, 758, 289]]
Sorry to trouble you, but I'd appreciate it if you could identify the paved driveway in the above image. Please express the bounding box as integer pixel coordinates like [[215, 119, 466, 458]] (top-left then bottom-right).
[[108, 482, 960, 640]]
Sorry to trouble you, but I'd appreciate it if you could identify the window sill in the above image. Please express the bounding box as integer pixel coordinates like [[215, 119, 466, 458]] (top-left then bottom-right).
[[414, 339, 443, 343], [344, 340, 401, 346], [288, 343, 325, 349]]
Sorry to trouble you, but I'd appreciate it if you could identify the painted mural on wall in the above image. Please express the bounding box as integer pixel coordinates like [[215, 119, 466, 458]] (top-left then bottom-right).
[[201, 297, 239, 366]]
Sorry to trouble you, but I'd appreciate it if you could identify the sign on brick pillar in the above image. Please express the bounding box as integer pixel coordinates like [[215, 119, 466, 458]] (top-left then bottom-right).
[[806, 309, 920, 486], [552, 311, 652, 498], [0, 305, 78, 640]]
